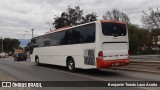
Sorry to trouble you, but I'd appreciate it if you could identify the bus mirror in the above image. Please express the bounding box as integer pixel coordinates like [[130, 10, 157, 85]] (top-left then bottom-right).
[[29, 43, 38, 54]]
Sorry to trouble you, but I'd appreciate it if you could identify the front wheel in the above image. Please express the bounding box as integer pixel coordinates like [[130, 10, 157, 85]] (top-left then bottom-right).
[[67, 58, 75, 72], [35, 58, 40, 65]]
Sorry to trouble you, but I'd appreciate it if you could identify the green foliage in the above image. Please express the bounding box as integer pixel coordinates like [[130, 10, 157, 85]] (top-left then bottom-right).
[[139, 47, 158, 55], [140, 7, 160, 55], [53, 6, 98, 29], [151, 29, 160, 46], [82, 13, 97, 23], [128, 24, 139, 54], [128, 24, 160, 55], [0, 38, 20, 53]]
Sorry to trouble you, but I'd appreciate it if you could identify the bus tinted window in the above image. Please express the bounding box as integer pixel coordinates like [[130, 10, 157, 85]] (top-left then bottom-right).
[[102, 23, 127, 36], [78, 24, 95, 43], [44, 40, 50, 46], [55, 23, 95, 45], [32, 23, 95, 47], [31, 39, 36, 44], [63, 30, 72, 44]]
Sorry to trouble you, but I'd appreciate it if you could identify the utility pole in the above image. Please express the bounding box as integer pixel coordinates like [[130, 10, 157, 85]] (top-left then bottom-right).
[[31, 29, 34, 38], [1, 38, 3, 52]]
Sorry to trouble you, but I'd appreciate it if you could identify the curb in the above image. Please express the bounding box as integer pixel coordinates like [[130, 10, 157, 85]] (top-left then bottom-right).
[[111, 67, 160, 74]]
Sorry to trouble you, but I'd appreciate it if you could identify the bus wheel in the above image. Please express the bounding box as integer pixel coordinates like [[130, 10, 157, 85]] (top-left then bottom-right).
[[35, 58, 40, 66], [67, 58, 75, 72]]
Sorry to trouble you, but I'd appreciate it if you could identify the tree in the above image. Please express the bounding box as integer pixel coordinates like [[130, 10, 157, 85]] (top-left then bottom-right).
[[53, 6, 98, 29], [128, 24, 139, 54], [141, 7, 160, 48], [141, 7, 160, 29], [128, 24, 153, 54], [150, 29, 160, 47], [53, 15, 70, 29], [103, 9, 130, 23], [0, 38, 20, 53], [67, 6, 84, 25], [82, 13, 98, 23]]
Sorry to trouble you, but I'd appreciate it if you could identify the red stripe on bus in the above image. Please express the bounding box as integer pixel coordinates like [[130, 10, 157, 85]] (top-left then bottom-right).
[[45, 26, 71, 34], [96, 58, 130, 69]]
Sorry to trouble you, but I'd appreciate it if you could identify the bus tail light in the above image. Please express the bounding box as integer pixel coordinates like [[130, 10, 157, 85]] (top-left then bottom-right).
[[128, 50, 130, 55], [98, 51, 103, 59]]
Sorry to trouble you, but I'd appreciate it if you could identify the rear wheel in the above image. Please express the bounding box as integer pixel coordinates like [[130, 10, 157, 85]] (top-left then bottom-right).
[[67, 58, 75, 72]]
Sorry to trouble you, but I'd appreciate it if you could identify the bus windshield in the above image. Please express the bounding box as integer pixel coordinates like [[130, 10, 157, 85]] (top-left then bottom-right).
[[102, 22, 127, 36]]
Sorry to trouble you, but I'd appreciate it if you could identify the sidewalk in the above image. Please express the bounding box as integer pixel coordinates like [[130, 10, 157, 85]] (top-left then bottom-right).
[[0, 69, 37, 90]]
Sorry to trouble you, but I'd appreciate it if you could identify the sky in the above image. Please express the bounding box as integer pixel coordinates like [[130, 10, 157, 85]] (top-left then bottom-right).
[[0, 0, 159, 39]]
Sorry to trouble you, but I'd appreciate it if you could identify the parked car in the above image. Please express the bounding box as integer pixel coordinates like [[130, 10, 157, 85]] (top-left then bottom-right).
[[8, 51, 13, 56], [0, 52, 8, 58], [14, 52, 27, 61]]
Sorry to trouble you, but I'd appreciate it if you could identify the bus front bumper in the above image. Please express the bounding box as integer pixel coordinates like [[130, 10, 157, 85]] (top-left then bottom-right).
[[96, 58, 130, 69]]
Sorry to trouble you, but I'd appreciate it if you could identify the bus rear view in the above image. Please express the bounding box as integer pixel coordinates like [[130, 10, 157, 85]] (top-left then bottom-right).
[[96, 20, 129, 69]]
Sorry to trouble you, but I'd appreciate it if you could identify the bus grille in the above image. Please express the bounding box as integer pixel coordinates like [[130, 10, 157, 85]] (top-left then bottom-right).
[[84, 49, 95, 65]]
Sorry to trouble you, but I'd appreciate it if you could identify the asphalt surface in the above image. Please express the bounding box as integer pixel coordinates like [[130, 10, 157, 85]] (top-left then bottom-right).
[[0, 57, 160, 90]]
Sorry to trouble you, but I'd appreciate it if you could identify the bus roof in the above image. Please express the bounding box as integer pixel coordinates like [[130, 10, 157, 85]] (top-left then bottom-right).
[[40, 20, 126, 37], [101, 20, 126, 24], [45, 26, 70, 35]]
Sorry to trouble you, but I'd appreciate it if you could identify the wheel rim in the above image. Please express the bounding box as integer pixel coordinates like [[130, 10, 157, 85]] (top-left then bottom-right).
[[68, 61, 73, 70], [36, 59, 39, 64]]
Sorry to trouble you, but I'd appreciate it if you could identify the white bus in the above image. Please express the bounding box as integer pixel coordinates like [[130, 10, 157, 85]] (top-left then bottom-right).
[[29, 20, 130, 71]]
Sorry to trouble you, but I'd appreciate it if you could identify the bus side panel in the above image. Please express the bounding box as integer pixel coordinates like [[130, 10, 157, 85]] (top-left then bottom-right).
[[31, 43, 96, 69]]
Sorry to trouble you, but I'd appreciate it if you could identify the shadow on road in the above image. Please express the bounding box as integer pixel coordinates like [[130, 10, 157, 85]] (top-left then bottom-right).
[[37, 64, 121, 77]]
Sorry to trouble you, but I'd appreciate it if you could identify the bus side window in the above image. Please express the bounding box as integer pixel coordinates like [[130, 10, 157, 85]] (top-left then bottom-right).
[[63, 30, 72, 44], [44, 41, 50, 46], [31, 39, 36, 44]]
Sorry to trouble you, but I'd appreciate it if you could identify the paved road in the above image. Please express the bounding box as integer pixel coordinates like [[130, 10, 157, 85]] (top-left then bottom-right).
[[0, 57, 160, 90]]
